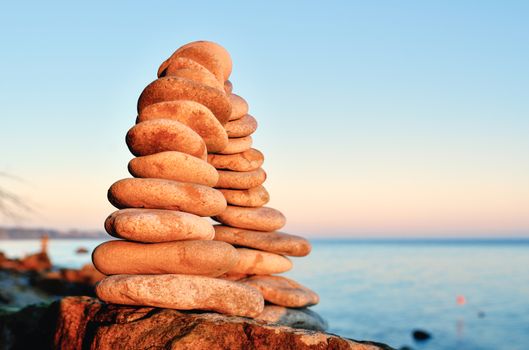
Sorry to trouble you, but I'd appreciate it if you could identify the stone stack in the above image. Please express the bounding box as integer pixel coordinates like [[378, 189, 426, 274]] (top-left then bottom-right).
[[92, 41, 320, 323], [206, 57, 320, 318]]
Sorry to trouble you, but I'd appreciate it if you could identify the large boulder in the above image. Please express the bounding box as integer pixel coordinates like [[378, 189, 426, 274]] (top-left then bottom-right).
[[0, 296, 394, 350]]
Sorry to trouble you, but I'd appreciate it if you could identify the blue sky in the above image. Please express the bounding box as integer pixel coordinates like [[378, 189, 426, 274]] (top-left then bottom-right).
[[0, 1, 528, 236]]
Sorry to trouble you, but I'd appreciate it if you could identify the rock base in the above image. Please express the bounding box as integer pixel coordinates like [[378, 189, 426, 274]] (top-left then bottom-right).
[[0, 296, 394, 350]]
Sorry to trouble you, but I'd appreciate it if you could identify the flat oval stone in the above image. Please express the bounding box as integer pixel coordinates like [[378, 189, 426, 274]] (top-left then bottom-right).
[[256, 305, 328, 331], [137, 77, 231, 125], [92, 240, 237, 277], [126, 119, 207, 160], [213, 225, 311, 257], [219, 186, 270, 207], [128, 151, 218, 187], [158, 41, 232, 82], [228, 248, 292, 275], [95, 274, 264, 318], [108, 178, 226, 217], [216, 168, 267, 189], [229, 94, 248, 121], [240, 275, 319, 308], [213, 206, 286, 231], [208, 148, 264, 172], [162, 67, 224, 92], [224, 80, 233, 94], [105, 208, 214, 243], [217, 136, 252, 155], [137, 100, 228, 153], [225, 114, 258, 137]]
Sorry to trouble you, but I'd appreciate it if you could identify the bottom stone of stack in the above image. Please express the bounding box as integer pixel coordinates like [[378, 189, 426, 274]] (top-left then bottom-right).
[[95, 274, 264, 318], [256, 305, 328, 331]]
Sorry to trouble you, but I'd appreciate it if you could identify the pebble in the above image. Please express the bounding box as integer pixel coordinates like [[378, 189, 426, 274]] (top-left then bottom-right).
[[92, 240, 237, 277], [105, 208, 214, 242], [161, 41, 232, 82], [137, 100, 228, 153], [219, 186, 270, 207], [213, 206, 286, 231], [225, 114, 258, 137], [213, 225, 311, 257], [137, 77, 231, 124], [108, 178, 226, 217], [128, 151, 218, 187], [256, 305, 328, 331], [126, 119, 207, 159], [229, 94, 249, 121], [215, 168, 267, 189], [208, 148, 264, 172], [228, 248, 292, 275], [240, 275, 319, 307], [217, 136, 253, 155]]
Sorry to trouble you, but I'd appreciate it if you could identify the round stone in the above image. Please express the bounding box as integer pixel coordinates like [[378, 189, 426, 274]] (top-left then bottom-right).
[[215, 168, 267, 189], [126, 119, 207, 160], [229, 94, 249, 121], [217, 136, 252, 155], [108, 178, 226, 217], [225, 114, 258, 137], [240, 275, 319, 308], [137, 77, 231, 124], [213, 225, 311, 257], [208, 148, 264, 172], [95, 274, 264, 318], [158, 41, 232, 82], [213, 206, 286, 231], [128, 151, 218, 187], [228, 248, 292, 275], [224, 80, 233, 94], [137, 100, 228, 153], [105, 208, 214, 243], [92, 240, 237, 277], [256, 305, 328, 331], [219, 186, 270, 207]]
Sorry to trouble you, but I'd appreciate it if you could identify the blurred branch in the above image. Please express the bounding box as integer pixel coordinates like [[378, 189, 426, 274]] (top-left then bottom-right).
[[0, 172, 33, 220]]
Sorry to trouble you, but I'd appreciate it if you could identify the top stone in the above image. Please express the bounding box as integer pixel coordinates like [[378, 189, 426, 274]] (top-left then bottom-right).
[[158, 41, 232, 82]]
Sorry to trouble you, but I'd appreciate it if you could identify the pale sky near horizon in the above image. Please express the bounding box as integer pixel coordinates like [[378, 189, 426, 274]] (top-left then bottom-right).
[[0, 1, 528, 237]]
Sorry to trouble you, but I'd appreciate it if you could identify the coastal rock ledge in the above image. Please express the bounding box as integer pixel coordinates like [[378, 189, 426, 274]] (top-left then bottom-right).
[[0, 296, 393, 350]]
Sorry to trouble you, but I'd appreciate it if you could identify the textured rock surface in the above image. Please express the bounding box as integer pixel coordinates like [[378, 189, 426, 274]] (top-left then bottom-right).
[[0, 297, 394, 350]]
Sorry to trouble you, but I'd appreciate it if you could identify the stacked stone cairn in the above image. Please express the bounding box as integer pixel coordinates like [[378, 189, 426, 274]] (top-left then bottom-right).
[[93, 41, 320, 322]]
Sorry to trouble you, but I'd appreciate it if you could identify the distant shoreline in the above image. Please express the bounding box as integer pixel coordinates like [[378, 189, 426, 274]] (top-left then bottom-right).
[[0, 237, 107, 240], [0, 226, 107, 240], [3, 237, 529, 244]]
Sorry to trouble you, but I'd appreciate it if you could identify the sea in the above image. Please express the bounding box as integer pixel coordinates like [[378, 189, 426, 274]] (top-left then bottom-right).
[[1, 238, 528, 350]]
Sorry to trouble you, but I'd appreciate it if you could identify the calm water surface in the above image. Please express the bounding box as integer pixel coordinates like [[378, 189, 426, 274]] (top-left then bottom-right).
[[2, 239, 528, 350]]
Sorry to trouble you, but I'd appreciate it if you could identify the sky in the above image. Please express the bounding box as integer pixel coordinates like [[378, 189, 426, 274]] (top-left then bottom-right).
[[0, 1, 528, 237]]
